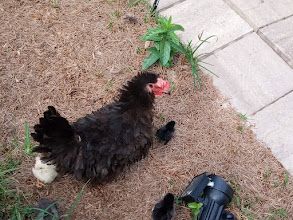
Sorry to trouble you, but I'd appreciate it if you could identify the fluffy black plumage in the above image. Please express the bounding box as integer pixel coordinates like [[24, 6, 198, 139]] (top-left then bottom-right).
[[156, 121, 176, 145], [32, 72, 165, 183], [152, 193, 175, 220]]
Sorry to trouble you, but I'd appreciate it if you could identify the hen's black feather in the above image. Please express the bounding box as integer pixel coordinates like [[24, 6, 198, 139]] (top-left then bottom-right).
[[31, 72, 159, 183], [156, 121, 175, 145], [152, 193, 175, 220]]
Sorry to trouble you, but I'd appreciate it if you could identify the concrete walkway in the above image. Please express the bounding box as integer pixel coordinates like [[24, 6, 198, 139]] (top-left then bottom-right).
[[152, 0, 293, 174]]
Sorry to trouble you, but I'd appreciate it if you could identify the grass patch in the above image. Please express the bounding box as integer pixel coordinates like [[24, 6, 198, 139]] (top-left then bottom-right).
[[179, 34, 216, 88], [267, 208, 288, 220], [63, 180, 90, 220], [283, 171, 289, 187], [128, 0, 148, 7], [24, 122, 33, 156], [0, 156, 31, 219]]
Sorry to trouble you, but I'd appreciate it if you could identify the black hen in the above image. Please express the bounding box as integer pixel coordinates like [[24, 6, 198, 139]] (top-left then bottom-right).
[[152, 193, 175, 220], [156, 121, 176, 145], [31, 72, 170, 183]]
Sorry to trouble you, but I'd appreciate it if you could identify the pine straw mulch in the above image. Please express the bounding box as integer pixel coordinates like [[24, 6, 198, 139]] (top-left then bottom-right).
[[1, 0, 293, 219]]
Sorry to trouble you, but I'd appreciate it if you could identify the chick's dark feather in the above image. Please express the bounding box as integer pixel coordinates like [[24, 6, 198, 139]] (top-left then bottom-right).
[[152, 193, 175, 220], [34, 198, 59, 220], [156, 121, 176, 145], [31, 72, 159, 183]]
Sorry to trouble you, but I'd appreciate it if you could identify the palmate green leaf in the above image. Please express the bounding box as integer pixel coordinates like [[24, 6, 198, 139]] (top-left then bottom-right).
[[142, 48, 160, 70], [159, 40, 171, 66]]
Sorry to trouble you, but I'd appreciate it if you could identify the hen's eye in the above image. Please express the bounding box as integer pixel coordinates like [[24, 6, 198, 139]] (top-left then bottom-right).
[[149, 84, 153, 88]]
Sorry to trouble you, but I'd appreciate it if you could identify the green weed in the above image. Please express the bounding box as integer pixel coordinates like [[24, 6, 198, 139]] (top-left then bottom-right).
[[0, 156, 31, 220], [263, 169, 272, 180], [24, 122, 33, 155], [267, 208, 288, 220], [112, 10, 121, 18], [141, 16, 184, 70], [105, 79, 114, 91], [64, 180, 90, 220], [136, 47, 143, 54], [107, 21, 114, 30], [128, 0, 147, 7], [180, 33, 216, 88], [237, 125, 244, 133], [170, 79, 176, 93], [175, 196, 182, 205], [158, 113, 165, 122], [141, 16, 216, 89], [242, 207, 255, 220], [51, 0, 59, 8], [238, 113, 248, 121], [187, 202, 203, 220], [283, 172, 289, 187]]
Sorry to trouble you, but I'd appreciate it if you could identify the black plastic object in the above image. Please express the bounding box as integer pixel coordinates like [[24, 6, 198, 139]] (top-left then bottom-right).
[[180, 172, 236, 220], [152, 0, 160, 12]]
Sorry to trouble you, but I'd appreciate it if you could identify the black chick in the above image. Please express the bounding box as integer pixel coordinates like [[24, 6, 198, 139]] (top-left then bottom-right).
[[156, 121, 176, 145], [34, 198, 59, 220], [152, 193, 175, 220]]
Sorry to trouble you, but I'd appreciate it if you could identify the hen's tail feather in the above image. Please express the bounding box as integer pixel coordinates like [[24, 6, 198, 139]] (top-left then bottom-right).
[[32, 146, 52, 153], [31, 106, 75, 154]]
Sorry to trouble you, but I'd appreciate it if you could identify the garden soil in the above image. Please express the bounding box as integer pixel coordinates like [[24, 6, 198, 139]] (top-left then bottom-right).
[[1, 0, 293, 219]]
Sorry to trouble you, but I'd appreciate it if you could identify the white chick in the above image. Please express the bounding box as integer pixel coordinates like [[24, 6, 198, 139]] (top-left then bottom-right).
[[32, 156, 58, 184]]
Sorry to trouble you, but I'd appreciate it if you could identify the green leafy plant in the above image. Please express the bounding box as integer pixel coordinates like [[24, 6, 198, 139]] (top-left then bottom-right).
[[141, 16, 216, 89], [188, 202, 203, 219], [24, 122, 33, 155], [141, 16, 184, 70]]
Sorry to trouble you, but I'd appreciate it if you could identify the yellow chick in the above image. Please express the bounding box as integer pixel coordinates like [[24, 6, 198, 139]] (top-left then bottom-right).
[[32, 156, 58, 184]]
